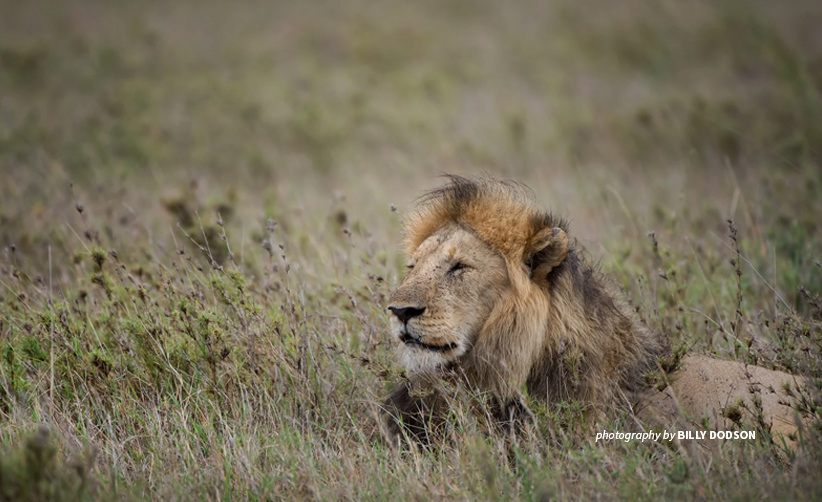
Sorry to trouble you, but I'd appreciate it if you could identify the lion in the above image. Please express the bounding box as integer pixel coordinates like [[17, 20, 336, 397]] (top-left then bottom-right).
[[382, 175, 665, 437], [382, 175, 811, 449]]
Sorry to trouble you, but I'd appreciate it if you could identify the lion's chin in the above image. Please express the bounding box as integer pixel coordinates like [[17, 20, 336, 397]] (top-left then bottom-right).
[[398, 342, 463, 374]]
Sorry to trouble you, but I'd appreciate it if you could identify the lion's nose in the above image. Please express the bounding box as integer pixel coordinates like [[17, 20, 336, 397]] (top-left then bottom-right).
[[388, 306, 426, 324]]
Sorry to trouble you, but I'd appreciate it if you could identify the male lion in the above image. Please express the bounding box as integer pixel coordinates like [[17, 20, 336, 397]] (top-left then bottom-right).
[[383, 176, 811, 449], [383, 176, 665, 439]]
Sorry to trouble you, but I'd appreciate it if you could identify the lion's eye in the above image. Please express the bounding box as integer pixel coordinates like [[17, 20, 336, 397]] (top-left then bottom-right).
[[449, 261, 467, 274], [406, 264, 415, 270]]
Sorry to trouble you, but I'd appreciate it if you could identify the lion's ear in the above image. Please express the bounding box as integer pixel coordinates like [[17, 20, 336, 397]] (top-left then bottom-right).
[[526, 227, 568, 280]]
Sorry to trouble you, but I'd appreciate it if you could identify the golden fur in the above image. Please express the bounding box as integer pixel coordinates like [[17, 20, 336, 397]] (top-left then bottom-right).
[[383, 176, 666, 439]]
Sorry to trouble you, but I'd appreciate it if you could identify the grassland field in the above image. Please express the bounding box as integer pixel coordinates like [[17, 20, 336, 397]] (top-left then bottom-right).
[[1, 0, 821, 499]]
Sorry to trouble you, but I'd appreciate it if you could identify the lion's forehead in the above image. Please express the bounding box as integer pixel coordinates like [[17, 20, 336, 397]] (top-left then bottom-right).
[[413, 230, 449, 258], [412, 224, 498, 265]]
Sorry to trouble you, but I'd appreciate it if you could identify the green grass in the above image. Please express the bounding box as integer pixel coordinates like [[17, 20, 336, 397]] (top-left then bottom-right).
[[1, 0, 821, 499]]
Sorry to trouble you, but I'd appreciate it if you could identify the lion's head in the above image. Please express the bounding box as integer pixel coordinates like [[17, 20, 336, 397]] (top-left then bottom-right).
[[387, 176, 571, 387]]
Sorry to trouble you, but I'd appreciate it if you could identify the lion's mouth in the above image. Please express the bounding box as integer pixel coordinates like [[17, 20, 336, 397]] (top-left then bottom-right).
[[400, 332, 458, 352]]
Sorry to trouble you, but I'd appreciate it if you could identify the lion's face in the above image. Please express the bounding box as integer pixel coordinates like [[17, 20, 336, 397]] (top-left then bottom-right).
[[387, 223, 510, 373]]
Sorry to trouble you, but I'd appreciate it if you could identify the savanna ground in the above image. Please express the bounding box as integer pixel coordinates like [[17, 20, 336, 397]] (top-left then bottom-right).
[[1, 0, 821, 499]]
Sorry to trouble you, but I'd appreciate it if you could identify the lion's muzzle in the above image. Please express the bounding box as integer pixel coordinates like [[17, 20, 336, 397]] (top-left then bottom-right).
[[388, 304, 458, 353]]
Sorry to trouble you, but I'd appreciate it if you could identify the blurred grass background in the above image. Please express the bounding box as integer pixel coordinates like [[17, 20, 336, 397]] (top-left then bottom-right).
[[0, 0, 821, 499]]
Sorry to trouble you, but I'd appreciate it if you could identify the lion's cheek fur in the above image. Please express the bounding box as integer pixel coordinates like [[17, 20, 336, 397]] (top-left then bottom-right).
[[462, 278, 550, 401]]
